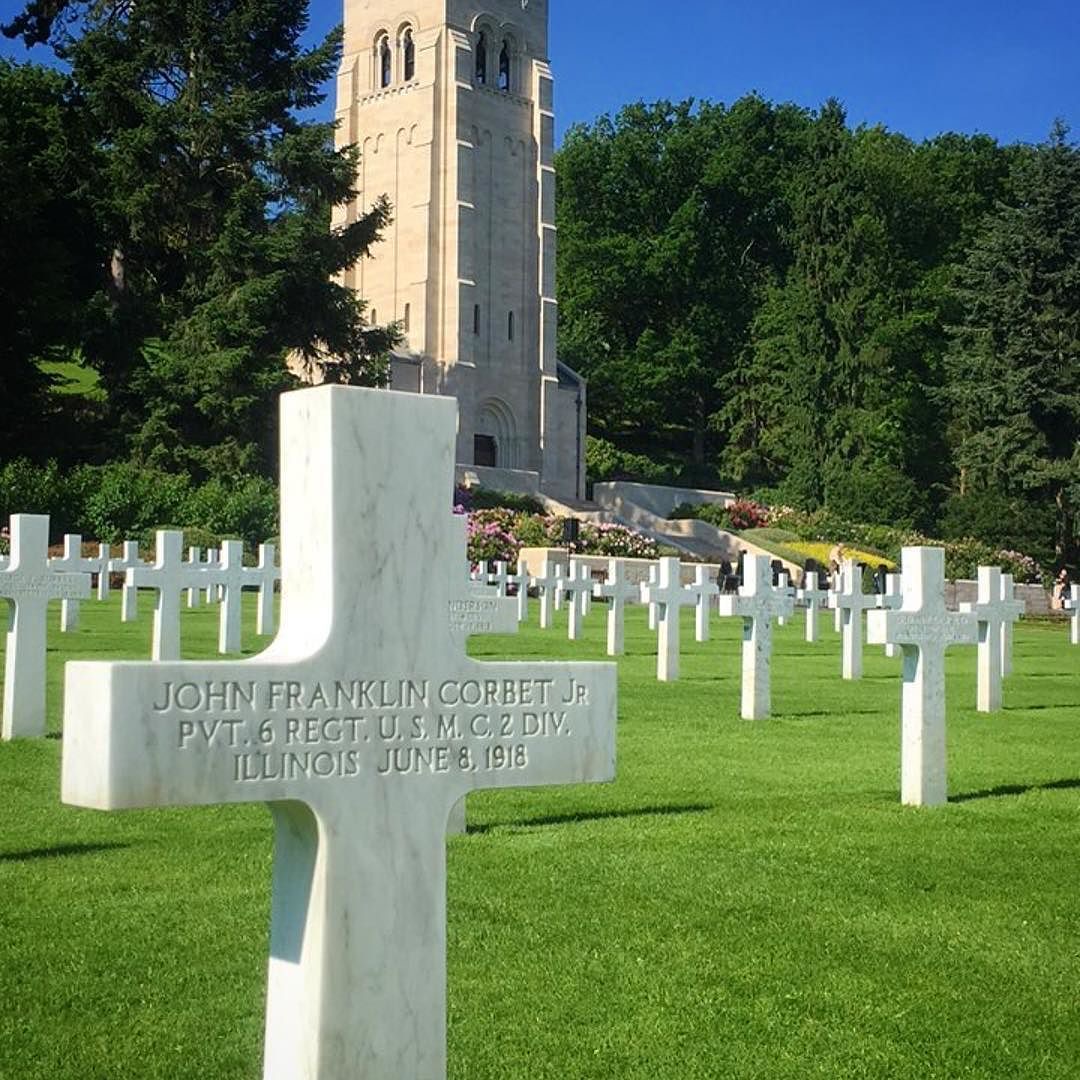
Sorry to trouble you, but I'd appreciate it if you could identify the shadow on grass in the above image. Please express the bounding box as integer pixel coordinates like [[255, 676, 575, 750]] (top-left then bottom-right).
[[951, 778, 1080, 803], [467, 802, 712, 835], [776, 707, 883, 720], [0, 841, 130, 863]]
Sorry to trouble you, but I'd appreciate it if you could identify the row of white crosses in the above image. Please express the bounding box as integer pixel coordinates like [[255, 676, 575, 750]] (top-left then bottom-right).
[[0, 521, 281, 741]]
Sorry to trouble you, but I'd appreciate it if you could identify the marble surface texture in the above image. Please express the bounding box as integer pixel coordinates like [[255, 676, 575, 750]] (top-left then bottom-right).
[[62, 386, 617, 1080]]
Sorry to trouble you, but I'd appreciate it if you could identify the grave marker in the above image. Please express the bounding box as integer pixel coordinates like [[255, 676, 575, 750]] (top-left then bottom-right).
[[796, 571, 827, 644], [186, 547, 203, 609], [1066, 583, 1080, 646], [640, 557, 695, 682], [95, 543, 111, 601], [867, 546, 978, 807], [247, 544, 281, 637], [685, 565, 719, 644], [62, 385, 616, 1080], [645, 562, 659, 631], [960, 565, 1007, 714], [530, 556, 562, 630], [718, 554, 794, 720], [487, 561, 512, 597], [50, 534, 102, 632], [562, 560, 592, 641], [999, 573, 1024, 677], [777, 571, 792, 626], [594, 558, 639, 657], [509, 558, 530, 623], [108, 541, 143, 623], [128, 531, 221, 661], [834, 558, 877, 680], [877, 573, 902, 658], [2, 515, 91, 739]]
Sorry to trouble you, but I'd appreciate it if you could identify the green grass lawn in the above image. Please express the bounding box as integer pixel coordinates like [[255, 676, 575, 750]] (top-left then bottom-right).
[[1, 595, 1078, 1078]]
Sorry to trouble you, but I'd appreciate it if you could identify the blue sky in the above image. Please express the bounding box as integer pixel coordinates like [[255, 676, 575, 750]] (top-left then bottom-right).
[[3, 0, 1077, 145]]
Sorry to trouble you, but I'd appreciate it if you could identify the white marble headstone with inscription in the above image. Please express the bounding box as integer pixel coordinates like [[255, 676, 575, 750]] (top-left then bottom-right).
[[62, 386, 617, 1080], [2, 515, 91, 739], [867, 546, 977, 807]]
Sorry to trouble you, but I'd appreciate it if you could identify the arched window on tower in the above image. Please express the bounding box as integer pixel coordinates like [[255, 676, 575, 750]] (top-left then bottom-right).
[[402, 28, 415, 82], [476, 32, 488, 85], [378, 35, 392, 88], [499, 41, 511, 92]]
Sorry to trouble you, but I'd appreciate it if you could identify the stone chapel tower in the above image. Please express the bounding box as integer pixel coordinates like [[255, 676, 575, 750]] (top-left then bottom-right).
[[333, 0, 586, 500]]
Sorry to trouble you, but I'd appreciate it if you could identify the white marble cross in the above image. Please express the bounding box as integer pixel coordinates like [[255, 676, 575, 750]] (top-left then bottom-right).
[[215, 540, 249, 654], [829, 569, 846, 634], [2, 515, 91, 739], [487, 561, 512, 597], [553, 562, 566, 611], [594, 558, 640, 657], [960, 566, 1007, 713], [877, 573, 902, 658], [185, 546, 204, 609], [1066, 583, 1079, 646], [796, 571, 827, 643], [645, 562, 659, 631], [834, 558, 877, 680], [570, 559, 592, 617], [640, 557, 695, 682], [867, 546, 978, 807], [95, 543, 111, 600], [108, 541, 143, 622], [562, 560, 593, 641], [530, 556, 562, 630], [207, 549, 224, 603], [62, 385, 617, 1080], [685, 565, 719, 643], [718, 554, 794, 720], [247, 544, 280, 637], [128, 531, 221, 661], [999, 573, 1024, 677], [508, 558, 530, 623], [776, 571, 792, 626], [50, 534, 102, 632]]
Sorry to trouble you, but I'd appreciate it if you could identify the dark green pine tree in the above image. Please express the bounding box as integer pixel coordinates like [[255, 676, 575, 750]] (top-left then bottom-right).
[[6, 0, 397, 477], [943, 122, 1080, 562], [0, 59, 101, 459]]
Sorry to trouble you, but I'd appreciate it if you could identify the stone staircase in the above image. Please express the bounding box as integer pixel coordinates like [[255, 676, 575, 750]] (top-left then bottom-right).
[[536, 491, 801, 578]]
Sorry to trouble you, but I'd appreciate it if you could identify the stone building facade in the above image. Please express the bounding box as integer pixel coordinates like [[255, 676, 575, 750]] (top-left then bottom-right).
[[333, 0, 586, 500]]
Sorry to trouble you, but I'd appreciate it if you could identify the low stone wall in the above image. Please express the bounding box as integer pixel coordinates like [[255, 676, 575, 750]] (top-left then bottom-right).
[[947, 580, 1053, 617]]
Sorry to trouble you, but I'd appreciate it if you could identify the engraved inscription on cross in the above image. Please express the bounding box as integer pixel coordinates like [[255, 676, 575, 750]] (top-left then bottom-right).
[[718, 553, 794, 720], [62, 386, 617, 1080], [867, 546, 977, 807], [2, 515, 91, 739]]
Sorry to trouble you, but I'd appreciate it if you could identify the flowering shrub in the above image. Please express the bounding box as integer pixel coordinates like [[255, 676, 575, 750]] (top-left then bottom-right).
[[725, 499, 769, 531], [462, 511, 659, 567], [466, 510, 520, 568], [577, 521, 660, 559], [672, 498, 768, 533]]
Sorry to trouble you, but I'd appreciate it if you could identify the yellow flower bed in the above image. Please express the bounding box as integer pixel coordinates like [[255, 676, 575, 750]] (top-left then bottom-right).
[[786, 541, 896, 571]]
